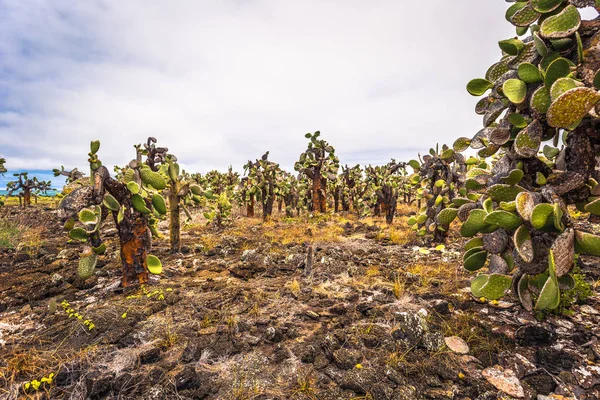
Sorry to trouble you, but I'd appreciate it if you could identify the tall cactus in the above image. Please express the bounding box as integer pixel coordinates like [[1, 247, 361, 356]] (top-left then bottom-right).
[[294, 131, 339, 213], [53, 166, 84, 184], [365, 160, 405, 224], [6, 172, 52, 207], [447, 1, 600, 309], [244, 152, 281, 221], [58, 139, 167, 287]]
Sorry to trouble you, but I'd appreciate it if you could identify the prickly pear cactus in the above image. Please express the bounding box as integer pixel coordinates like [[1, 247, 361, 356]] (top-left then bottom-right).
[[244, 152, 282, 221], [364, 160, 406, 224], [406, 145, 468, 243], [6, 172, 51, 206], [60, 139, 166, 287], [294, 131, 339, 213], [455, 1, 600, 310]]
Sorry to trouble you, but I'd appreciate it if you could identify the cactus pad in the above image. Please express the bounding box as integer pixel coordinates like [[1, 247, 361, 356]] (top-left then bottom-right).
[[514, 225, 534, 263], [514, 120, 543, 158], [464, 250, 488, 271], [69, 228, 89, 242], [509, 4, 540, 26], [460, 209, 488, 237], [437, 208, 458, 226], [151, 194, 167, 215], [140, 168, 167, 190], [531, 0, 564, 14], [484, 210, 523, 231], [146, 254, 162, 275], [534, 251, 560, 310], [584, 197, 600, 215], [503, 79, 527, 104], [467, 79, 494, 96], [575, 230, 600, 256], [540, 5, 580, 39], [516, 191, 537, 221], [550, 77, 582, 101], [517, 63, 543, 84], [471, 274, 512, 300], [531, 86, 552, 113], [487, 184, 524, 202], [132, 194, 151, 214], [547, 87, 600, 128], [551, 228, 574, 276], [78, 208, 98, 226], [103, 194, 120, 211], [531, 203, 555, 229], [78, 250, 98, 280], [499, 38, 524, 56]]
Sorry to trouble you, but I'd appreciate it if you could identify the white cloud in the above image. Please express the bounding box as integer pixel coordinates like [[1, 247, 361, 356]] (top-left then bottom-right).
[[2, 0, 581, 175]]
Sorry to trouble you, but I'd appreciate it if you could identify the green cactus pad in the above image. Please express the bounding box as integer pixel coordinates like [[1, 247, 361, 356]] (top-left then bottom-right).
[[550, 77, 582, 101], [140, 168, 167, 190], [514, 120, 543, 158], [509, 4, 540, 26], [465, 237, 484, 251], [452, 197, 472, 207], [534, 251, 560, 310], [540, 5, 580, 39], [487, 184, 524, 202], [132, 194, 151, 214], [146, 254, 162, 275], [437, 208, 458, 226], [500, 201, 517, 212], [90, 140, 100, 154], [464, 250, 488, 271], [78, 208, 98, 225], [505, 169, 525, 186], [92, 243, 106, 254], [151, 194, 167, 215], [575, 230, 600, 256], [542, 145, 560, 159], [503, 79, 527, 104], [533, 32, 548, 57], [460, 209, 489, 238], [531, 203, 554, 229], [505, 1, 529, 21], [69, 228, 89, 242], [507, 113, 528, 128], [484, 210, 523, 231], [517, 63, 543, 84], [531, 86, 552, 113], [594, 70, 600, 90], [547, 87, 600, 128], [514, 225, 534, 263], [532, 0, 565, 13], [103, 194, 120, 211], [467, 79, 494, 96], [486, 59, 511, 82], [585, 197, 600, 215], [78, 251, 98, 280], [499, 38, 524, 56], [127, 181, 140, 194], [471, 274, 512, 300], [544, 58, 572, 89]]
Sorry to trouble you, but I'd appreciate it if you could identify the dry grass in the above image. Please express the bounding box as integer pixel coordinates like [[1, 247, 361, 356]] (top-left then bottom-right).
[[0, 218, 46, 255], [401, 262, 462, 296]]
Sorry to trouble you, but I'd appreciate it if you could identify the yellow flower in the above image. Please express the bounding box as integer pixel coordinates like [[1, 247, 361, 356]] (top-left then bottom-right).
[[355, 364, 363, 369]]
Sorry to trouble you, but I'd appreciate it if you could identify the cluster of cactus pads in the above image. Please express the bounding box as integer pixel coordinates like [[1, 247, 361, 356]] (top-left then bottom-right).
[[431, 0, 600, 310]]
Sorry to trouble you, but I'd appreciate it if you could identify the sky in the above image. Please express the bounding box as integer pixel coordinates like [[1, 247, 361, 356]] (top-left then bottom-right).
[[1, 1, 598, 189]]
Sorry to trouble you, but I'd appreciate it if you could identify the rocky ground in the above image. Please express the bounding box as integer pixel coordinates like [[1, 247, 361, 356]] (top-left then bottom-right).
[[1, 204, 600, 399]]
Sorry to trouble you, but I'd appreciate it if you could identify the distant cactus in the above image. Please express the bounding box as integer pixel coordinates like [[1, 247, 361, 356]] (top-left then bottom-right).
[[58, 139, 167, 287], [244, 152, 281, 221], [0, 157, 6, 176], [53, 166, 84, 184], [365, 160, 406, 224], [294, 131, 339, 213], [6, 172, 52, 207], [406, 145, 467, 243]]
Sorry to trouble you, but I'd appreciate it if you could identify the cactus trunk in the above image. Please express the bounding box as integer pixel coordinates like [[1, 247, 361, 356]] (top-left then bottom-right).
[[118, 214, 150, 287], [23, 189, 31, 206], [247, 195, 255, 217], [169, 190, 181, 253]]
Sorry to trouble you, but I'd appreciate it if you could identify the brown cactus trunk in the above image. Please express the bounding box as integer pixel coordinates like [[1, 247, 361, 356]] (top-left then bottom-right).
[[23, 189, 31, 206], [312, 168, 322, 213], [278, 198, 283, 213], [169, 191, 181, 253], [118, 214, 150, 287], [247, 195, 255, 217]]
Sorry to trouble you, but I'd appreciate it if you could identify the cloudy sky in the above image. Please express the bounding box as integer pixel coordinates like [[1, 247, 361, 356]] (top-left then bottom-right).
[[1, 1, 597, 188]]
